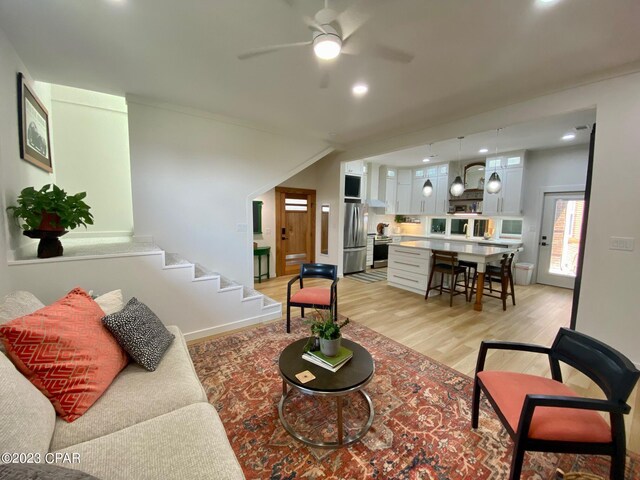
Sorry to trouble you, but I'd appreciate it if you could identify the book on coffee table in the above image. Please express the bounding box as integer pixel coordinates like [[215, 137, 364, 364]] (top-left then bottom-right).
[[302, 346, 353, 373]]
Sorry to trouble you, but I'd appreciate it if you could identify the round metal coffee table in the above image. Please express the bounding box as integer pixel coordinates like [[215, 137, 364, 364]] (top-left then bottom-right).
[[278, 338, 375, 448]]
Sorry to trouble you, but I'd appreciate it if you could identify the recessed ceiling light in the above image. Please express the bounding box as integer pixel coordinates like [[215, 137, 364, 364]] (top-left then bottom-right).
[[352, 83, 369, 96], [562, 133, 576, 141], [479, 148, 489, 154], [422, 158, 430, 163]]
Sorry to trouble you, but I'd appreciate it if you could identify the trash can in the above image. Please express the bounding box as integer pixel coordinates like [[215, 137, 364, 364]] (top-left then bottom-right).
[[514, 263, 534, 285]]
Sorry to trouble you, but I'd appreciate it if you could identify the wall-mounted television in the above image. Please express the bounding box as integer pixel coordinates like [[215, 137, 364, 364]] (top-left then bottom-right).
[[344, 175, 361, 198]]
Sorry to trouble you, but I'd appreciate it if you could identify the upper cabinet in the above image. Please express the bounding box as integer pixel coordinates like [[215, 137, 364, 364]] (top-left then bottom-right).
[[396, 168, 412, 213], [483, 152, 525, 216], [378, 167, 398, 214], [345, 160, 364, 176]]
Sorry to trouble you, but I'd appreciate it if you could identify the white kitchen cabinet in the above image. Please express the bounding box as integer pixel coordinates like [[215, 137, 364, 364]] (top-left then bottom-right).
[[410, 168, 426, 214], [379, 167, 397, 214], [396, 168, 412, 213], [345, 160, 364, 175], [435, 175, 449, 215], [482, 153, 525, 215]]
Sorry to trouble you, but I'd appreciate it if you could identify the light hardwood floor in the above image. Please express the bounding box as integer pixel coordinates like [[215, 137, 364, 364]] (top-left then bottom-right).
[[200, 272, 640, 453]]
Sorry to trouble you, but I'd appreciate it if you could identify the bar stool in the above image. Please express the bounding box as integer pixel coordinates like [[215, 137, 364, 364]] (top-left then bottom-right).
[[469, 253, 516, 311], [458, 260, 477, 301], [425, 250, 469, 307]]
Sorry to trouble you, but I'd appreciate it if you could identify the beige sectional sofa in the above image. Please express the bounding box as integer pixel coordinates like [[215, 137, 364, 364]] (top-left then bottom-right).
[[0, 292, 245, 480]]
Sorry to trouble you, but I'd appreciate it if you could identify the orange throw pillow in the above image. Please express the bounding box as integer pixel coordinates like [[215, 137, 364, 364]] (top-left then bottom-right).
[[0, 288, 128, 422]]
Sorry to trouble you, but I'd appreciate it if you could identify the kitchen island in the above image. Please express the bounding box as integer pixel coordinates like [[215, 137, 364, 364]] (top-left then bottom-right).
[[387, 240, 518, 311]]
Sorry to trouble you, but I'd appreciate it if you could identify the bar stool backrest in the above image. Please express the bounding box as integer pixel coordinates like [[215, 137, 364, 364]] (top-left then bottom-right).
[[431, 250, 459, 270]]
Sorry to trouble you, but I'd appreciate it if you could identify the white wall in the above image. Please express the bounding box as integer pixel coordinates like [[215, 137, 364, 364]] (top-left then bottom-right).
[[0, 27, 54, 295], [520, 144, 589, 280], [276, 152, 343, 272], [127, 97, 331, 287], [252, 189, 276, 279], [336, 72, 640, 365], [50, 85, 133, 237]]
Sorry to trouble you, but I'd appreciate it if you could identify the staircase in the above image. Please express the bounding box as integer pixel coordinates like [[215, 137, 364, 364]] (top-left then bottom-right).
[[8, 238, 282, 340]]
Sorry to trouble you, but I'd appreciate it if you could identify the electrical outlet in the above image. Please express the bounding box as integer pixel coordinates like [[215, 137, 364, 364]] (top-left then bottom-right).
[[609, 236, 634, 251]]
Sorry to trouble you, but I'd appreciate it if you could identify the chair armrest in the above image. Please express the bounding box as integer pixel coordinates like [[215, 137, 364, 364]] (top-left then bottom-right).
[[475, 341, 551, 376], [287, 275, 301, 300], [516, 394, 630, 439]]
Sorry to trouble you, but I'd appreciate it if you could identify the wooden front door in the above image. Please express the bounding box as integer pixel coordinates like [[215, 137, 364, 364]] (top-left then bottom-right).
[[275, 187, 316, 276]]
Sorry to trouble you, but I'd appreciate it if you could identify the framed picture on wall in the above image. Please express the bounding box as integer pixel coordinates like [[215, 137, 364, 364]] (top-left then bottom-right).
[[17, 72, 53, 172]]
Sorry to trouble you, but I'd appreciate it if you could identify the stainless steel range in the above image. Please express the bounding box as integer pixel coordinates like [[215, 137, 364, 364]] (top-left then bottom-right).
[[373, 235, 392, 268]]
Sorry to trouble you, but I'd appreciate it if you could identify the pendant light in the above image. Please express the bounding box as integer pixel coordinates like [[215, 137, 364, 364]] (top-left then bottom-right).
[[486, 128, 503, 194], [449, 137, 465, 197], [422, 143, 434, 197]]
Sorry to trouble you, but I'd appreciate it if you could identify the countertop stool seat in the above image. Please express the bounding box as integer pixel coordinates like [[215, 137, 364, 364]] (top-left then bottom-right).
[[425, 250, 469, 307]]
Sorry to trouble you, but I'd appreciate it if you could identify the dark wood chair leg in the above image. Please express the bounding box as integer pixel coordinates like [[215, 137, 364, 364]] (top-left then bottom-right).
[[301, 307, 305, 318], [501, 275, 508, 311], [439, 272, 444, 296], [425, 265, 437, 300], [508, 440, 526, 480], [286, 302, 291, 333], [610, 417, 627, 480], [471, 378, 481, 429], [464, 270, 469, 302], [449, 273, 455, 307], [469, 272, 477, 303], [509, 269, 516, 306]]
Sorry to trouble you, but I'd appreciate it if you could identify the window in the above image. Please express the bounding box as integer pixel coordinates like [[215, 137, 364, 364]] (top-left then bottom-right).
[[501, 219, 523, 236], [430, 218, 446, 234], [450, 219, 468, 235], [285, 198, 308, 211]]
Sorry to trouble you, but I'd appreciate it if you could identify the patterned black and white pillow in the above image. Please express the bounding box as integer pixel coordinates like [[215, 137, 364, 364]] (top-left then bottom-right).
[[102, 297, 174, 371]]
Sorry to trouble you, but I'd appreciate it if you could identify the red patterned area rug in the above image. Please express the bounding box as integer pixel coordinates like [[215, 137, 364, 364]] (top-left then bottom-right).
[[188, 319, 639, 480]]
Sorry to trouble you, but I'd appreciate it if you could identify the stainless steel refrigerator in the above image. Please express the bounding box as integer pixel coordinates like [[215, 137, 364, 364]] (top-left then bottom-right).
[[343, 201, 368, 274]]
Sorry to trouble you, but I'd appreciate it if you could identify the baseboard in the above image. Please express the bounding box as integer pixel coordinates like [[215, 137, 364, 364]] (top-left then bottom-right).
[[133, 235, 154, 243], [183, 311, 282, 342], [65, 230, 133, 239]]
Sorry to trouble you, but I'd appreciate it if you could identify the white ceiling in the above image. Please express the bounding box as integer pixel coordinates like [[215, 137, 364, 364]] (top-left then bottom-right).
[[364, 108, 596, 167], [0, 0, 638, 145]]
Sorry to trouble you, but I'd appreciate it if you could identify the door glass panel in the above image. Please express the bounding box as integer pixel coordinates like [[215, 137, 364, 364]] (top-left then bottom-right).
[[549, 199, 584, 277]]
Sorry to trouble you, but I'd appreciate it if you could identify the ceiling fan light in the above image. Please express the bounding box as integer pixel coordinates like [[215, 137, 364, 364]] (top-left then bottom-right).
[[450, 176, 465, 197], [422, 179, 433, 197], [313, 33, 342, 60], [486, 172, 502, 194]]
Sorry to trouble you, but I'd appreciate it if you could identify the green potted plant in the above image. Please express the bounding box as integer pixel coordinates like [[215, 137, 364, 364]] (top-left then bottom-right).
[[307, 311, 350, 357], [7, 184, 94, 258]]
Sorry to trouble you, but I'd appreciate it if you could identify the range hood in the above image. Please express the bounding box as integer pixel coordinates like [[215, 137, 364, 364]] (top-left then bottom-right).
[[365, 198, 387, 208]]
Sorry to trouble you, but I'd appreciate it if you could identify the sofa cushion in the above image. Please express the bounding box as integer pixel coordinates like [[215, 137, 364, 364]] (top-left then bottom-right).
[[0, 351, 56, 456], [102, 297, 175, 371], [94, 289, 124, 315], [0, 288, 129, 422], [0, 291, 45, 324], [55, 402, 245, 480], [0, 291, 45, 354], [50, 325, 207, 451], [0, 463, 99, 479]]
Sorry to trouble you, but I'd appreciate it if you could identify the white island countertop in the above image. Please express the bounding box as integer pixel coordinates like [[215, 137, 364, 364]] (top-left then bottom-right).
[[392, 234, 523, 246], [393, 240, 514, 256]]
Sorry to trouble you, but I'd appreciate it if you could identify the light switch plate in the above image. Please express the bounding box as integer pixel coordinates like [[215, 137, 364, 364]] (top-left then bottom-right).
[[609, 237, 635, 251]]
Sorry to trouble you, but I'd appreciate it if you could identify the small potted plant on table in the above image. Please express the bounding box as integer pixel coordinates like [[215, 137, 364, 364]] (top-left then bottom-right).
[[308, 312, 350, 357], [7, 184, 93, 258]]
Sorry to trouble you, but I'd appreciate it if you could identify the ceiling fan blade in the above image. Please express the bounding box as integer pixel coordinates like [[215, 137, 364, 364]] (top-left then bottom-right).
[[336, 0, 372, 40], [369, 44, 414, 64], [237, 41, 312, 60], [303, 15, 328, 34]]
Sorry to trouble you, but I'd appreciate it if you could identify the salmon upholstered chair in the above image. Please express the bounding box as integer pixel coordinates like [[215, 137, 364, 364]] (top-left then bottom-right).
[[286, 263, 338, 333], [472, 328, 639, 480]]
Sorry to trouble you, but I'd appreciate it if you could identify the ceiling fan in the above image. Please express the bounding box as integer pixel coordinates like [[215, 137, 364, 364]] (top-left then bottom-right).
[[237, 0, 414, 72]]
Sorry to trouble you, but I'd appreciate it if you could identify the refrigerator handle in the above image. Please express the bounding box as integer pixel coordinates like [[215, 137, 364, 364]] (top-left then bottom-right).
[[354, 206, 358, 245]]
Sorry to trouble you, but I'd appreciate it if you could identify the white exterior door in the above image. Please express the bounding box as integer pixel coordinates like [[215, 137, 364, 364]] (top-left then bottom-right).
[[537, 192, 585, 289]]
